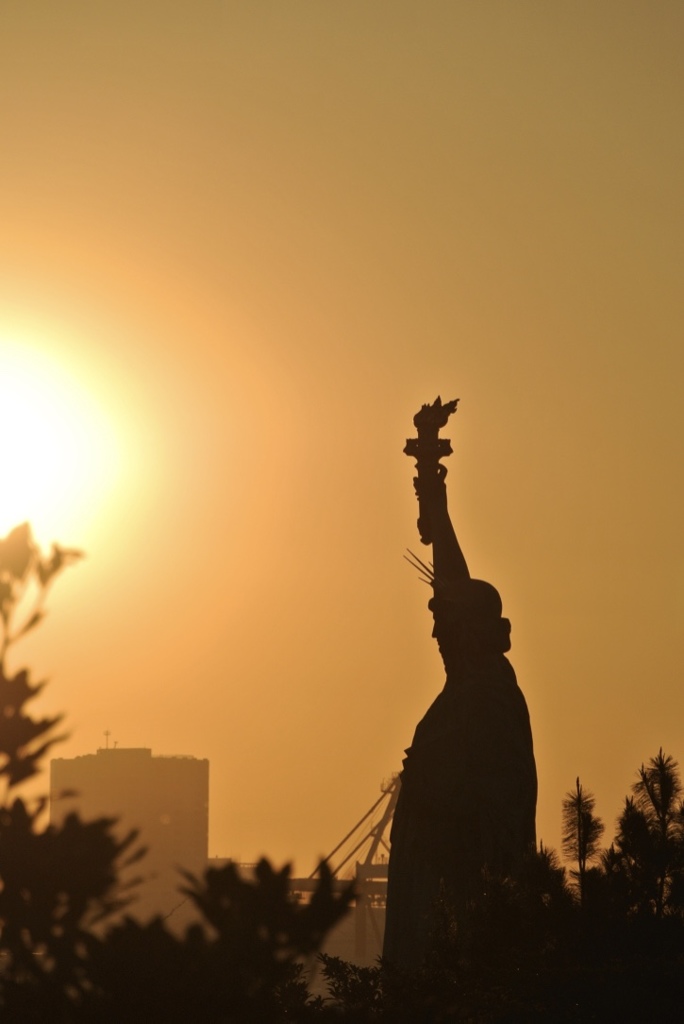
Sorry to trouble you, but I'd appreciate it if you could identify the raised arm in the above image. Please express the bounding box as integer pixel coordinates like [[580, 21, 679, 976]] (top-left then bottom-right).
[[404, 397, 469, 589]]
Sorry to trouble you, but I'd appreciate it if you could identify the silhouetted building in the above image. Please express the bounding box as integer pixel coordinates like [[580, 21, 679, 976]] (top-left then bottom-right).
[[50, 747, 209, 927]]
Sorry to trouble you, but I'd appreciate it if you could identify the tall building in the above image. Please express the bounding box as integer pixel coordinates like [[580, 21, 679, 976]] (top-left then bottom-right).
[[50, 747, 209, 927]]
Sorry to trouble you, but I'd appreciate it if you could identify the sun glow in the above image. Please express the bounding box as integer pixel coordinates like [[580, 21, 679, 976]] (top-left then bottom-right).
[[0, 339, 120, 544]]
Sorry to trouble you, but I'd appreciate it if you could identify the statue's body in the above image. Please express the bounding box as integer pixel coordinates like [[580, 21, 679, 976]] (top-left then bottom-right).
[[383, 399, 537, 967]]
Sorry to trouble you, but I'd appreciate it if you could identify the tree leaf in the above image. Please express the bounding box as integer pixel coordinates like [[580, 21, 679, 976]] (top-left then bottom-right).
[[0, 523, 35, 581]]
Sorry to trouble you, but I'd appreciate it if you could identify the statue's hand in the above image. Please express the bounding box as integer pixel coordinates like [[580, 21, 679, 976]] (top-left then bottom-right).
[[413, 464, 447, 499]]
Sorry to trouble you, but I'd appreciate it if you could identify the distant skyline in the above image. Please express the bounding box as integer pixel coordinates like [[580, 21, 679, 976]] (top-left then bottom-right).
[[1, 2, 683, 871]]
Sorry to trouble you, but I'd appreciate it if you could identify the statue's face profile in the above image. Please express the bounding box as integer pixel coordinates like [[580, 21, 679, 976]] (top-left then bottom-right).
[[429, 595, 458, 633], [429, 595, 465, 669]]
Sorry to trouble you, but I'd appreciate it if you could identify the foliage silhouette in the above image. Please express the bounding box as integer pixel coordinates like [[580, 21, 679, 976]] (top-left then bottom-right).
[[0, 524, 144, 1019], [0, 522, 354, 1021], [0, 521, 83, 787], [561, 777, 604, 907], [82, 859, 353, 1023], [603, 749, 684, 921], [0, 522, 83, 674]]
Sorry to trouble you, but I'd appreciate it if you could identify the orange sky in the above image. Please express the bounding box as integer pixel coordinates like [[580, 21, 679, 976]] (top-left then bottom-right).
[[1, 2, 683, 872]]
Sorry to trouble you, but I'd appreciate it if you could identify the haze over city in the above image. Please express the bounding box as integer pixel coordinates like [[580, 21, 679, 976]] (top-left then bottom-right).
[[1, 2, 682, 873]]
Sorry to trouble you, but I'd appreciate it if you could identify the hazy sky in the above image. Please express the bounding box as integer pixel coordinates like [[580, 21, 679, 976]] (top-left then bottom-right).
[[1, 2, 683, 872]]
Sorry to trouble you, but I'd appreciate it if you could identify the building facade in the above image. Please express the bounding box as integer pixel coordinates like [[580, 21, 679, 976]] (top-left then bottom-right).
[[50, 747, 209, 927]]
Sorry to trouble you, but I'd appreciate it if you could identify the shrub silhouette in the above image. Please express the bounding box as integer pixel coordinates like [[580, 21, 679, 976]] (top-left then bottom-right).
[[0, 523, 353, 1021]]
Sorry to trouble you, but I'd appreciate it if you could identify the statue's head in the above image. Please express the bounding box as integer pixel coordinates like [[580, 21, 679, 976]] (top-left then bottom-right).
[[429, 578, 511, 671]]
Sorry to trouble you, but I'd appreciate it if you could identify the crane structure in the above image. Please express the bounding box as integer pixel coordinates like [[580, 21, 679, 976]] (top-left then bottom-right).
[[290, 774, 400, 964]]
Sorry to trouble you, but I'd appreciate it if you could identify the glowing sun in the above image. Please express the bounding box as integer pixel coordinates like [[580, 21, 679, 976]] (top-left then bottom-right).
[[0, 340, 119, 543]]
